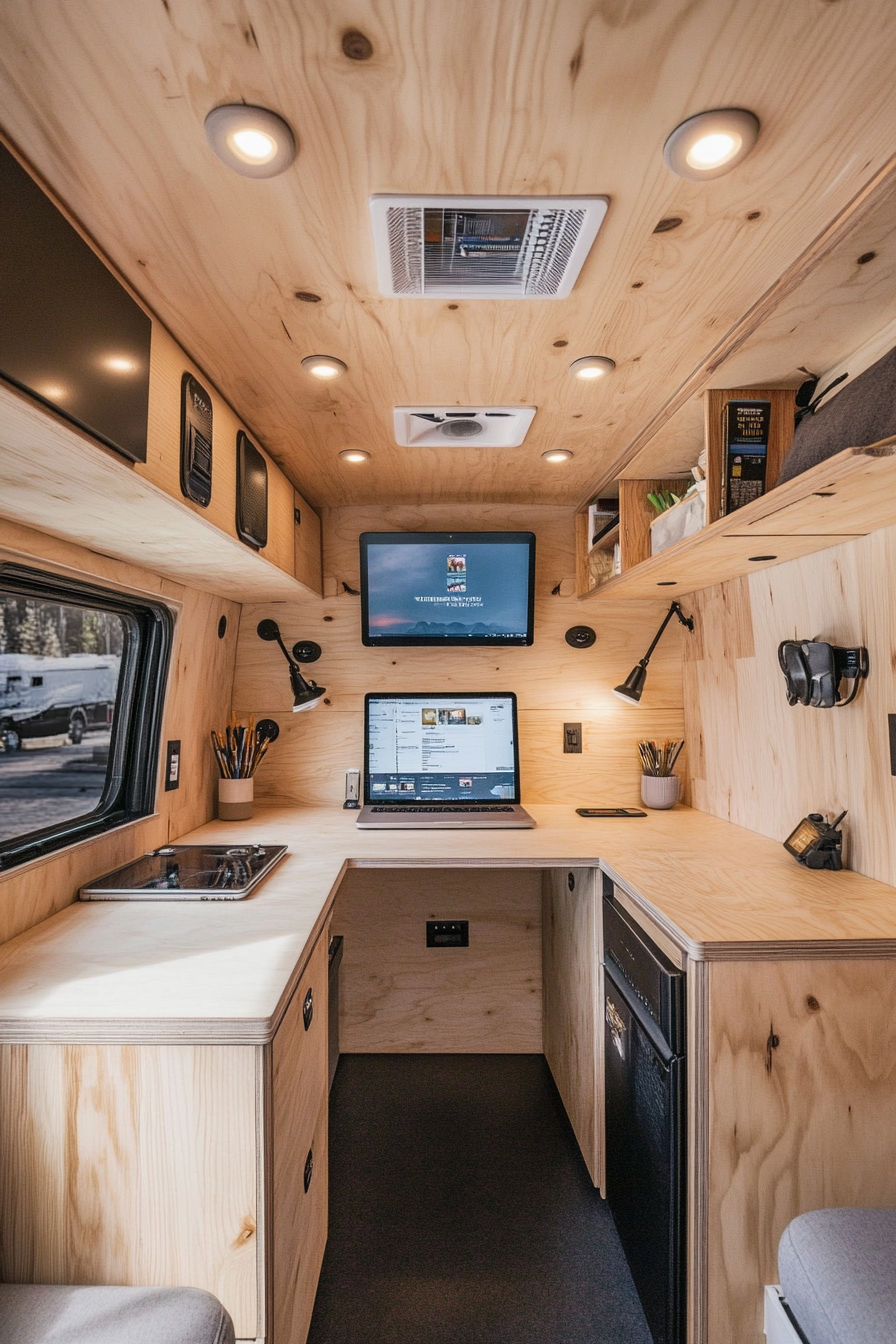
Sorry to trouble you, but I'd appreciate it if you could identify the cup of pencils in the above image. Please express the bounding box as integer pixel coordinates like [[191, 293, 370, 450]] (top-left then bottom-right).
[[638, 739, 684, 810], [211, 716, 279, 821]]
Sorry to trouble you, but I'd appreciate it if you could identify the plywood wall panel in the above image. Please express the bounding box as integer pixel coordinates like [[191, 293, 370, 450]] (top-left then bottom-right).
[[684, 524, 896, 886], [0, 522, 239, 942], [331, 867, 542, 1053], [234, 505, 686, 809]]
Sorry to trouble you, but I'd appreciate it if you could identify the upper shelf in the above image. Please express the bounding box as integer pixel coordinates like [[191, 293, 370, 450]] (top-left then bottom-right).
[[0, 379, 317, 604], [582, 437, 896, 600]]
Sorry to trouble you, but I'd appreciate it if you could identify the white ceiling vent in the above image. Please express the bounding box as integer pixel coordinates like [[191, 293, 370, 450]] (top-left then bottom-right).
[[393, 406, 536, 447], [371, 196, 608, 299]]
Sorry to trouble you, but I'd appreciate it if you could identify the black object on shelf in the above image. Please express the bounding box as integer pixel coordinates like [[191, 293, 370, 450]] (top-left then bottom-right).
[[236, 431, 268, 549], [180, 372, 213, 506], [0, 140, 152, 462], [722, 399, 771, 515], [591, 512, 620, 545]]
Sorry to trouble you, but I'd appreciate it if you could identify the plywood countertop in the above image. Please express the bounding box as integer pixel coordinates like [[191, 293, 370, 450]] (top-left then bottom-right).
[[0, 804, 894, 1044]]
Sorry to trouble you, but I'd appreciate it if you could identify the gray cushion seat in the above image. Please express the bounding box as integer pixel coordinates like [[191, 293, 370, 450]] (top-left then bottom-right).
[[779, 1208, 896, 1344], [0, 1284, 235, 1344]]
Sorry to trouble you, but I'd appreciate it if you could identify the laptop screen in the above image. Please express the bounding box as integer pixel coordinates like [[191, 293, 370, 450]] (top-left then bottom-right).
[[365, 693, 520, 804]]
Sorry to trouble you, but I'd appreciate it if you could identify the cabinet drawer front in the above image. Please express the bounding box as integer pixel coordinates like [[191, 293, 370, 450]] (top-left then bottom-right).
[[272, 928, 329, 1344]]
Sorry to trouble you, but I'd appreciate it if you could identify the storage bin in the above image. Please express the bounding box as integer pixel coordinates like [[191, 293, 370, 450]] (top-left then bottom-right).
[[650, 482, 706, 555]]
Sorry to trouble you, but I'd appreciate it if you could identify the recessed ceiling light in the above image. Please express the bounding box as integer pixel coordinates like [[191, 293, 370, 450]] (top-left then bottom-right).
[[339, 449, 370, 463], [569, 356, 616, 380], [204, 104, 297, 178], [302, 355, 348, 380], [663, 109, 760, 180], [542, 449, 573, 463], [103, 355, 138, 373]]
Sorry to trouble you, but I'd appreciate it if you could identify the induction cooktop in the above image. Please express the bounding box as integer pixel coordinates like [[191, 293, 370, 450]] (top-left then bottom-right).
[[79, 844, 288, 901]]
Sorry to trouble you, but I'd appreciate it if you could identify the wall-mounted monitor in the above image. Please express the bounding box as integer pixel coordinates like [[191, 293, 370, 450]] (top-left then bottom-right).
[[0, 141, 152, 463], [360, 532, 536, 647]]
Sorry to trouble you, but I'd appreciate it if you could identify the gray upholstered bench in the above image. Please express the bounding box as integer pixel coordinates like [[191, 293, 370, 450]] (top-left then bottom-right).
[[0, 1284, 235, 1344], [765, 1208, 896, 1344]]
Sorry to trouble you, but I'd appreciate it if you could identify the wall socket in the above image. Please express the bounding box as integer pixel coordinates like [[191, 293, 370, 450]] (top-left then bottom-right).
[[563, 722, 582, 754], [426, 920, 469, 948]]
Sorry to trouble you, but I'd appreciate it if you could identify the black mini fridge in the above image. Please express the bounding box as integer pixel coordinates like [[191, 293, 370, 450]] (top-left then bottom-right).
[[603, 893, 686, 1344]]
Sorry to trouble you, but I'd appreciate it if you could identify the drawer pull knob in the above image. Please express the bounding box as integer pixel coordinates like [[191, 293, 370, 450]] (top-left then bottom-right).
[[302, 988, 313, 1031], [304, 1148, 314, 1192]]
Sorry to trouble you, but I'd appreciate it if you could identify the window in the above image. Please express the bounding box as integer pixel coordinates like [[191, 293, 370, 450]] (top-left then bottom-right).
[[0, 564, 172, 869]]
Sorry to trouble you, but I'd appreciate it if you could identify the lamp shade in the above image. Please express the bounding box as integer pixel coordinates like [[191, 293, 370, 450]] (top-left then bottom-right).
[[289, 664, 326, 712], [613, 661, 647, 704]]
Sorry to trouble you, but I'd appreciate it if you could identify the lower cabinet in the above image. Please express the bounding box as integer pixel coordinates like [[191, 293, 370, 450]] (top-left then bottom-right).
[[541, 867, 603, 1189], [0, 921, 331, 1344]]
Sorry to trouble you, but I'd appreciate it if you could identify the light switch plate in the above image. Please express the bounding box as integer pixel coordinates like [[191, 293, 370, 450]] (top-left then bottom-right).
[[563, 722, 582, 754], [164, 740, 181, 791]]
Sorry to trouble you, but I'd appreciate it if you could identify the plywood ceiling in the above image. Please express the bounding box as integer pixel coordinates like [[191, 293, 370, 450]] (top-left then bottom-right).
[[1, 0, 895, 508]]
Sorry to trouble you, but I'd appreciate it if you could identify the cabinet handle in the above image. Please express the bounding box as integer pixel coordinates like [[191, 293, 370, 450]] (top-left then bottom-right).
[[302, 987, 313, 1031], [303, 1147, 314, 1193]]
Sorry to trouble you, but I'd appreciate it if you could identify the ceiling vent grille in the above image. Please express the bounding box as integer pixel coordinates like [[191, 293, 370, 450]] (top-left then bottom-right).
[[393, 407, 536, 448], [371, 196, 608, 299]]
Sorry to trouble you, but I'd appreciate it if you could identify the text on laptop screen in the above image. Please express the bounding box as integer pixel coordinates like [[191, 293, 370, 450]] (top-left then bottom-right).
[[360, 532, 535, 646], [367, 696, 517, 802]]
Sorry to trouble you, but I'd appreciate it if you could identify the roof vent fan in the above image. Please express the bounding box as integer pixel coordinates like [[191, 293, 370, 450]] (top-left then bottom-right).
[[393, 406, 536, 447], [371, 195, 609, 299]]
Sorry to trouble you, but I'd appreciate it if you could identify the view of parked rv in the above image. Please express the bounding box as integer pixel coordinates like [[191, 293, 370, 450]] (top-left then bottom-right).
[[0, 653, 120, 750]]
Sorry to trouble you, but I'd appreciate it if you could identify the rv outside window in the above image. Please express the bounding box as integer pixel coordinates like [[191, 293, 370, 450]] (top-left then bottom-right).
[[0, 564, 172, 870]]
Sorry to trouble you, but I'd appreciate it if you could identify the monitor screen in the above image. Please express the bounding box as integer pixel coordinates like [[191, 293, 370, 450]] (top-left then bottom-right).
[[360, 532, 535, 646], [365, 693, 520, 803]]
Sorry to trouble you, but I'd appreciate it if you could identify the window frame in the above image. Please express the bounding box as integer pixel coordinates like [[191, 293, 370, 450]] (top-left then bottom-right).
[[0, 563, 173, 871]]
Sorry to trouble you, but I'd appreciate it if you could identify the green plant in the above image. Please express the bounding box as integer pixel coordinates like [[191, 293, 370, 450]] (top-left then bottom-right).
[[647, 489, 681, 514]]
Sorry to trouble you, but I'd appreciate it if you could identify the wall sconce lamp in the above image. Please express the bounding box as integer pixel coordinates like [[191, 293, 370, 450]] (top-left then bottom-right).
[[256, 619, 326, 712], [614, 602, 694, 704]]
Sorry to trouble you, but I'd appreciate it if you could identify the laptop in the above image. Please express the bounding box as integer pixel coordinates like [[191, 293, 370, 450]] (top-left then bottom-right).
[[357, 692, 535, 828]]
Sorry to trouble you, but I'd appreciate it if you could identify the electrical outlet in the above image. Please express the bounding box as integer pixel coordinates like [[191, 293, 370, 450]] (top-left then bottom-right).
[[563, 722, 582, 753], [164, 740, 181, 791], [426, 920, 469, 948]]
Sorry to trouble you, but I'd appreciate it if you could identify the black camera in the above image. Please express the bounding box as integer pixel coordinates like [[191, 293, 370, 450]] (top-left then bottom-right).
[[783, 811, 847, 871]]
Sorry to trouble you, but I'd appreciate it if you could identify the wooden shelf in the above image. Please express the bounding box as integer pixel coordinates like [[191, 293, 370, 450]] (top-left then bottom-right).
[[581, 437, 896, 600], [588, 522, 619, 553], [0, 379, 318, 604]]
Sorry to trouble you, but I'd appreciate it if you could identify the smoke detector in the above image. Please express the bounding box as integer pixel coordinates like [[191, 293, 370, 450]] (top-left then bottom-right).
[[371, 196, 609, 299], [393, 407, 536, 447]]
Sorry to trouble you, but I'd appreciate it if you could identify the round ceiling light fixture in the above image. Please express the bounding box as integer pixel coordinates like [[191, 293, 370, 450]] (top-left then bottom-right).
[[301, 355, 348, 380], [663, 108, 760, 180], [568, 356, 616, 381], [204, 104, 297, 178], [542, 449, 574, 463], [338, 449, 370, 463]]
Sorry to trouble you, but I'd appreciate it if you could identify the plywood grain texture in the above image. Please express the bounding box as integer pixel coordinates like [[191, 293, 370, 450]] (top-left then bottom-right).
[[704, 958, 896, 1344], [2, 3, 896, 504], [233, 504, 686, 807], [683, 520, 896, 888], [0, 360, 315, 604], [331, 867, 542, 1052], [542, 867, 602, 1186], [271, 929, 329, 1344], [0, 1042, 260, 1336], [0, 521, 239, 943]]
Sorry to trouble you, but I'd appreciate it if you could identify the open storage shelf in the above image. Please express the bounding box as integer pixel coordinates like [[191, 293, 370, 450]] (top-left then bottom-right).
[[581, 436, 896, 601]]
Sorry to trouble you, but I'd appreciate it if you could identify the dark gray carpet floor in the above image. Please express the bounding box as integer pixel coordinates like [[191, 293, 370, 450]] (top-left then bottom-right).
[[307, 1053, 651, 1344]]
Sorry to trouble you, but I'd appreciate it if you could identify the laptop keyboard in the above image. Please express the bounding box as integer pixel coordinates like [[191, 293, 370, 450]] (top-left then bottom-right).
[[370, 805, 514, 813]]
